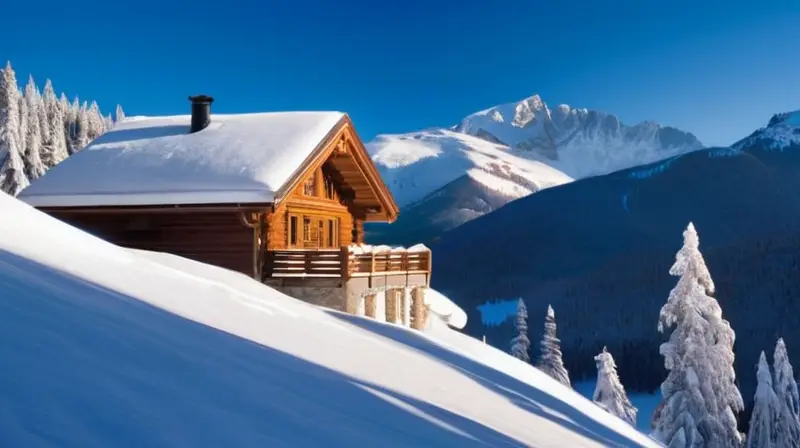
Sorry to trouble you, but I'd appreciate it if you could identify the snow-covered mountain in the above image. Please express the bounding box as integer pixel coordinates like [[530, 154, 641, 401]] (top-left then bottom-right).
[[366, 94, 702, 245], [454, 94, 703, 179], [0, 192, 658, 447], [732, 110, 800, 151], [369, 128, 572, 208]]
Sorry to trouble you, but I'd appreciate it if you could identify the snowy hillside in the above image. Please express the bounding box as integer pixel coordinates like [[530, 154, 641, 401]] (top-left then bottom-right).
[[368, 128, 572, 208], [454, 94, 704, 179], [0, 192, 658, 447]]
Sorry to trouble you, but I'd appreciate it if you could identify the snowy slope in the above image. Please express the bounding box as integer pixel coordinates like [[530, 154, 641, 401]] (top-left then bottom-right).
[[454, 94, 704, 179], [732, 110, 800, 151], [0, 193, 658, 447], [368, 128, 572, 208]]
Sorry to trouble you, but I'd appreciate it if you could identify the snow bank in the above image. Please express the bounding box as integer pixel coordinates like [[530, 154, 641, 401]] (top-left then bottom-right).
[[424, 288, 468, 330], [348, 243, 430, 254], [0, 192, 659, 447], [18, 111, 344, 207]]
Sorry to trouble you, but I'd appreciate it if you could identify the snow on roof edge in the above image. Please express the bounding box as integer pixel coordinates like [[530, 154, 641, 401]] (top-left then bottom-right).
[[20, 190, 277, 208]]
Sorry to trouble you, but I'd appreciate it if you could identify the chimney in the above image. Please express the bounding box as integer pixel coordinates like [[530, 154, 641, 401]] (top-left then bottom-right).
[[188, 95, 214, 133]]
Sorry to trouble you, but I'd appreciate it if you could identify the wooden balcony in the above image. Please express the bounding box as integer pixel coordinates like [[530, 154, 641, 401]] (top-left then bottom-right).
[[262, 247, 432, 286]]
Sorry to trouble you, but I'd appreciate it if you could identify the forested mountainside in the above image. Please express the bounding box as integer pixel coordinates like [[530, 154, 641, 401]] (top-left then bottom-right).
[[0, 61, 122, 196], [430, 110, 800, 412]]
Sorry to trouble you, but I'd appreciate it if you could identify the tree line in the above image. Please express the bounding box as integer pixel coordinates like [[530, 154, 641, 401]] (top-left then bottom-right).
[[0, 61, 123, 196], [510, 223, 800, 447]]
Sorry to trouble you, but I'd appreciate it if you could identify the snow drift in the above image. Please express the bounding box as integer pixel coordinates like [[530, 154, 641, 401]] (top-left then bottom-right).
[[0, 192, 658, 447]]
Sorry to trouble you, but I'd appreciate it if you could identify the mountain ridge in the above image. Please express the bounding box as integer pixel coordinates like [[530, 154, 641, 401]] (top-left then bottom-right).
[[366, 94, 704, 245]]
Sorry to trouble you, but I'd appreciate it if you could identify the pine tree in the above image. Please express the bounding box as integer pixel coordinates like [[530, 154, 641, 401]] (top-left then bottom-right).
[[17, 89, 27, 164], [510, 298, 531, 362], [747, 352, 781, 448], [87, 100, 103, 141], [593, 347, 637, 426], [0, 61, 29, 195], [115, 103, 125, 123], [653, 222, 744, 448], [23, 75, 45, 180], [773, 338, 800, 447], [41, 80, 68, 168], [536, 305, 570, 386], [74, 101, 89, 151]]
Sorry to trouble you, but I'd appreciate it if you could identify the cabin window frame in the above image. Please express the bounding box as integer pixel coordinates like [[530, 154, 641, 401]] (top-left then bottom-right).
[[287, 212, 339, 249]]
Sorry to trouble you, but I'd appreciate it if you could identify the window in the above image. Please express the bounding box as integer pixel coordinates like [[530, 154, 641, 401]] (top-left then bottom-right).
[[287, 213, 339, 249], [327, 219, 338, 247], [303, 218, 312, 244], [303, 176, 316, 196], [289, 215, 299, 246]]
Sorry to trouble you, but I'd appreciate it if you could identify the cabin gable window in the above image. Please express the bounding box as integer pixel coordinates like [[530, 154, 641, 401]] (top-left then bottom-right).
[[302, 176, 316, 196]]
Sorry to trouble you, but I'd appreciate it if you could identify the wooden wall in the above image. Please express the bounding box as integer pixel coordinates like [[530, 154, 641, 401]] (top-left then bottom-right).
[[50, 210, 256, 276]]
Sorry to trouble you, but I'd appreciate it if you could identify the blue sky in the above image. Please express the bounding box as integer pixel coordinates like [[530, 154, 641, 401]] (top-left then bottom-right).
[[4, 0, 799, 146]]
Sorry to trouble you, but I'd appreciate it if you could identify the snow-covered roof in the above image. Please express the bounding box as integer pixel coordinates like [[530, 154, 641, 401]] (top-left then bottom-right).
[[19, 112, 345, 207]]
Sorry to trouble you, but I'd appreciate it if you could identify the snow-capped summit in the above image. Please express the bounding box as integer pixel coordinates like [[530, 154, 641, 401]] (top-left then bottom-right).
[[454, 94, 704, 179], [734, 109, 800, 151], [366, 94, 704, 244]]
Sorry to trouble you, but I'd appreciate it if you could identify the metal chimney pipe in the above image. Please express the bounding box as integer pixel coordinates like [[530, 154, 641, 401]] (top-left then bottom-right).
[[188, 95, 214, 133]]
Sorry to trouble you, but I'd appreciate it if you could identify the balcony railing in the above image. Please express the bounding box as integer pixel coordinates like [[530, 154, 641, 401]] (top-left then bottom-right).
[[263, 247, 432, 280]]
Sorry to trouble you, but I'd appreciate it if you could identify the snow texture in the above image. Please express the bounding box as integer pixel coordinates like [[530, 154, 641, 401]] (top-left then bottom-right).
[[593, 347, 637, 426], [536, 305, 571, 387], [423, 288, 467, 330], [510, 298, 531, 363], [654, 222, 744, 448], [772, 338, 800, 447], [746, 352, 781, 448], [0, 192, 659, 447], [367, 128, 572, 208], [18, 111, 344, 207]]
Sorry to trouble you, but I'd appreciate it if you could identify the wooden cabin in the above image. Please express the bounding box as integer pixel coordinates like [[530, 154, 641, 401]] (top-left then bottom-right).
[[19, 96, 432, 324]]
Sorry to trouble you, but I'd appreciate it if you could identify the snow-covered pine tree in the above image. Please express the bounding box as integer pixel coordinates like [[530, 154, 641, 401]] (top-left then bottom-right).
[[17, 88, 27, 164], [74, 101, 89, 151], [773, 338, 800, 447], [23, 75, 46, 180], [104, 113, 113, 131], [510, 298, 531, 362], [747, 351, 781, 448], [593, 347, 637, 425], [0, 61, 29, 195], [653, 222, 744, 448], [87, 100, 103, 141], [115, 104, 125, 123], [536, 305, 571, 386], [41, 80, 69, 168]]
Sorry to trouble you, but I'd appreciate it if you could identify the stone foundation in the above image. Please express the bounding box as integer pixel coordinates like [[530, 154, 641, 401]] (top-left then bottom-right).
[[273, 286, 347, 312]]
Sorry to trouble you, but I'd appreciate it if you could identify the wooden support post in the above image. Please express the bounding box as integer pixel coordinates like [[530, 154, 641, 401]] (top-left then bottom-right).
[[365, 293, 377, 318], [339, 246, 350, 280], [411, 287, 426, 330], [385, 289, 398, 323]]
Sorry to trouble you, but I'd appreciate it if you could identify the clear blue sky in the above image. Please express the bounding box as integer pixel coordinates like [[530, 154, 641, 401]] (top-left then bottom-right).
[[4, 0, 799, 146]]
